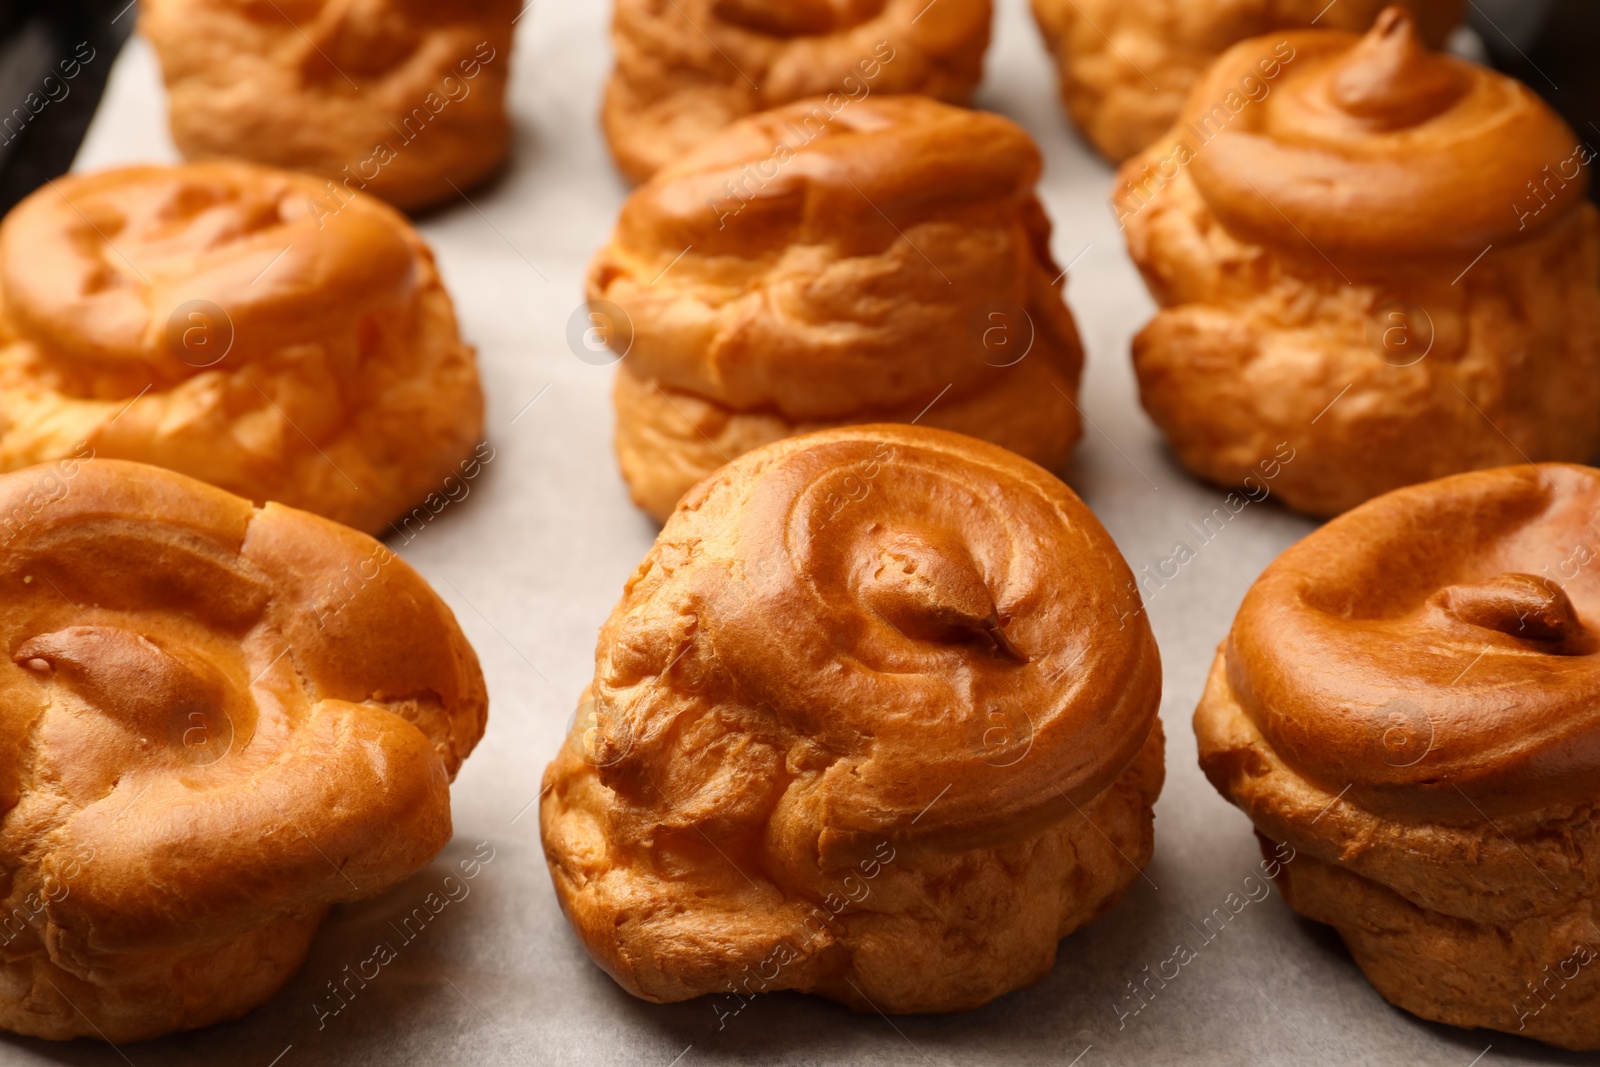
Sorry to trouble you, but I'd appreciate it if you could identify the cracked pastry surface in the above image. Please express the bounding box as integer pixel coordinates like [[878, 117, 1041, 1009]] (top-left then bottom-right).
[[541, 424, 1163, 1012], [0, 459, 488, 1042], [141, 0, 516, 211], [1029, 0, 1461, 162], [1118, 10, 1600, 517], [603, 0, 992, 183], [591, 95, 1085, 522], [0, 161, 485, 536], [1194, 463, 1600, 1050]]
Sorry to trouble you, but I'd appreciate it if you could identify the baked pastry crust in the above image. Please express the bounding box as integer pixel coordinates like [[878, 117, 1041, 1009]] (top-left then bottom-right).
[[1195, 463, 1600, 1050], [542, 424, 1163, 1012], [0, 161, 485, 536], [591, 96, 1085, 522], [141, 0, 516, 211], [1030, 0, 1461, 162], [1119, 11, 1600, 516], [0, 459, 487, 1041], [604, 0, 993, 183]]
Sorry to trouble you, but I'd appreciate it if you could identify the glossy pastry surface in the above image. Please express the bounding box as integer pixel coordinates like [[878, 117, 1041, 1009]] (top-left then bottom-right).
[[542, 424, 1162, 1012], [592, 95, 1085, 521], [1120, 10, 1600, 516], [0, 161, 485, 535], [0, 459, 487, 1042], [1030, 0, 1462, 161], [1196, 463, 1600, 1049]]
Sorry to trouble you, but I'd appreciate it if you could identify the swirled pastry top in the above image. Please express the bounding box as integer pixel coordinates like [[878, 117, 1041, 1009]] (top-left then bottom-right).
[[1, 162, 413, 392], [592, 96, 1061, 421], [1184, 8, 1587, 259], [0, 459, 486, 954], [1228, 463, 1600, 820], [588, 425, 1160, 854], [0, 161, 484, 535]]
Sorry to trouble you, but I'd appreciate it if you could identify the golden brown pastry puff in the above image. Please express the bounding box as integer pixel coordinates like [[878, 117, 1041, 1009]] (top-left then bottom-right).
[[1030, 0, 1462, 162], [0, 161, 485, 536], [1119, 9, 1600, 517], [0, 458, 487, 1042], [1195, 462, 1600, 1049], [603, 0, 993, 183], [590, 95, 1086, 522], [140, 0, 515, 212], [542, 424, 1163, 1013]]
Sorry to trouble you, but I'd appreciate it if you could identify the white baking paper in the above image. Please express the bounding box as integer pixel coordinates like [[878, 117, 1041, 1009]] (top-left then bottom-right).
[[2, 2, 1583, 1064]]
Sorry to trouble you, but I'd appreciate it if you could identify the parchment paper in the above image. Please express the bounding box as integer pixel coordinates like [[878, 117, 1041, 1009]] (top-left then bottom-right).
[[3, 2, 1587, 1064]]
